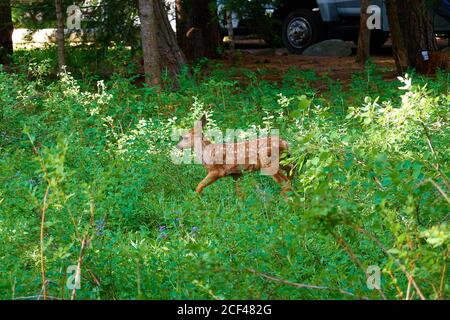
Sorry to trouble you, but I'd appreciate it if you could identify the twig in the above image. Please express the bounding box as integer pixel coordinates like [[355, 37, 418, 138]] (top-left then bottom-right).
[[405, 278, 412, 300], [89, 199, 95, 228], [373, 176, 384, 191], [11, 277, 16, 300], [420, 122, 450, 192], [26, 133, 52, 301], [28, 137, 50, 185], [386, 269, 404, 299], [40, 185, 50, 300], [431, 163, 450, 190], [439, 246, 449, 300], [87, 268, 101, 287], [420, 122, 435, 157], [348, 223, 426, 300], [71, 197, 95, 300], [429, 179, 450, 206], [246, 268, 365, 299], [67, 207, 81, 241], [355, 159, 383, 191], [71, 231, 90, 300], [333, 233, 387, 300], [14, 295, 60, 301]]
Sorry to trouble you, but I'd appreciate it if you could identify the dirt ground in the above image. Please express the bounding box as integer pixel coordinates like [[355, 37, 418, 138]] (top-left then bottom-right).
[[215, 37, 449, 89]]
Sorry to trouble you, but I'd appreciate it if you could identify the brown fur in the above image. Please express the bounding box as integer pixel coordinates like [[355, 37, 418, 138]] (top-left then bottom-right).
[[177, 117, 293, 195]]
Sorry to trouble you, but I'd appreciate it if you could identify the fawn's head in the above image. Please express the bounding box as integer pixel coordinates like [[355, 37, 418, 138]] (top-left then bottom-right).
[[176, 115, 207, 150]]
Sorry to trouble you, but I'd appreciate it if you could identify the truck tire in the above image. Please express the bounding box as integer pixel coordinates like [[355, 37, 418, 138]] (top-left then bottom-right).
[[282, 9, 322, 54]]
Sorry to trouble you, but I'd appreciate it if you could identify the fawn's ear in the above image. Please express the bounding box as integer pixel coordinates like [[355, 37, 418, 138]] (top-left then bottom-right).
[[200, 114, 207, 127]]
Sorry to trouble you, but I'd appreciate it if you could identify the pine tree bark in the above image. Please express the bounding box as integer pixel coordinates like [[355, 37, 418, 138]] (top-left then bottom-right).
[[395, 0, 438, 67], [356, 0, 371, 64], [55, 0, 66, 72], [176, 0, 221, 61], [0, 0, 13, 66], [385, 0, 408, 74], [153, 0, 186, 78], [226, 11, 235, 61], [138, 0, 160, 85], [138, 0, 186, 84]]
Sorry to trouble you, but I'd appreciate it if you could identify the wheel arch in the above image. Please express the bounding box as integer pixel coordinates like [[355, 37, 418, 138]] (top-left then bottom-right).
[[274, 0, 321, 21]]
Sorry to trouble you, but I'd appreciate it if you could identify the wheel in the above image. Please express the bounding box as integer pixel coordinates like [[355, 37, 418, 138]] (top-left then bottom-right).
[[282, 9, 322, 54]]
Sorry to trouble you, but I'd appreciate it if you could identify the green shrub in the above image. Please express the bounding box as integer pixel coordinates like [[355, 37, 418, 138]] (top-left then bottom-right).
[[0, 62, 448, 300]]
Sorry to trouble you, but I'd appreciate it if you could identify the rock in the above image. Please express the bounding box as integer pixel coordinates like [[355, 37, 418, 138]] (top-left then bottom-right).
[[243, 48, 276, 56], [302, 39, 352, 57], [275, 48, 289, 56]]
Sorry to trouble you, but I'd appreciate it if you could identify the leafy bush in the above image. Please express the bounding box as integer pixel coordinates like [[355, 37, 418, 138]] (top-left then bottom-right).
[[0, 62, 448, 300]]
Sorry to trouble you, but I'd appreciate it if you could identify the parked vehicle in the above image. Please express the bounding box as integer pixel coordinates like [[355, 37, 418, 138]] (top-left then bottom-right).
[[223, 0, 450, 53]]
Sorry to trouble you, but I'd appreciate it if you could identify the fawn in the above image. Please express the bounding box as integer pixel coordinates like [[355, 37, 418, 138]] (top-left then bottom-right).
[[176, 115, 293, 195]]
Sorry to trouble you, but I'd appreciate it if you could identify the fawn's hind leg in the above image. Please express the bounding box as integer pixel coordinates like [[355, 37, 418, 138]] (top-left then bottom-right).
[[272, 172, 292, 194]]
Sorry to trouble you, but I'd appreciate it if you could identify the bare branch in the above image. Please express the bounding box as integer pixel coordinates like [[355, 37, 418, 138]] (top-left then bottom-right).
[[348, 223, 426, 300], [429, 179, 450, 206], [246, 269, 366, 299]]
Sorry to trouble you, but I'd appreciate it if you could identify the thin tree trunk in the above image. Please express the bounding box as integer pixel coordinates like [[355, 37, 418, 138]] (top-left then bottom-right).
[[55, 0, 66, 72], [385, 0, 408, 74], [356, 0, 371, 64], [175, 0, 188, 54], [138, 0, 160, 86], [226, 11, 235, 61], [0, 0, 13, 67]]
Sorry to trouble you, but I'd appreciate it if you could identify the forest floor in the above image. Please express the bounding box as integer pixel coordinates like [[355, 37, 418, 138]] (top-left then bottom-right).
[[223, 51, 396, 88], [216, 37, 449, 91], [2, 38, 449, 300]]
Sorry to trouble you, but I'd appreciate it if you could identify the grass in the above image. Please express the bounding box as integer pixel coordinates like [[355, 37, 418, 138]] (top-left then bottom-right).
[[0, 51, 448, 300]]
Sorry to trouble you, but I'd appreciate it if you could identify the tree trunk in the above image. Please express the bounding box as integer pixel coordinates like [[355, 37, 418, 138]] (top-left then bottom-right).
[[138, 0, 186, 85], [55, 0, 66, 72], [175, 0, 188, 55], [395, 0, 437, 67], [138, 0, 160, 85], [0, 0, 13, 67], [226, 11, 235, 61], [385, 0, 408, 74], [176, 0, 221, 61], [356, 0, 371, 64], [155, 0, 186, 79]]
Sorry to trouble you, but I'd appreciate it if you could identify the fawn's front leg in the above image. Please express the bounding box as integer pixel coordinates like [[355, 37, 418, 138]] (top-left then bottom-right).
[[231, 174, 243, 196], [196, 172, 221, 194]]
